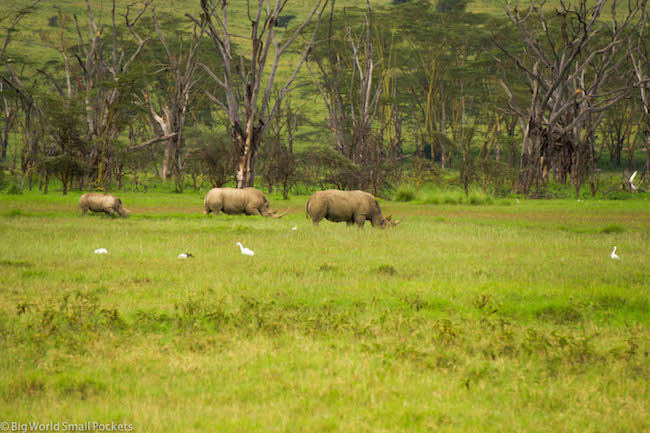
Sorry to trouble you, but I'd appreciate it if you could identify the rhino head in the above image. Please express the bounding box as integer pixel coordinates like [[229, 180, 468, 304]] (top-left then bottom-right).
[[263, 208, 289, 218], [373, 214, 403, 228]]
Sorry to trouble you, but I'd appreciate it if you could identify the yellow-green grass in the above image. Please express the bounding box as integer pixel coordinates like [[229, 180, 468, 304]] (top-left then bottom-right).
[[1, 191, 649, 432]]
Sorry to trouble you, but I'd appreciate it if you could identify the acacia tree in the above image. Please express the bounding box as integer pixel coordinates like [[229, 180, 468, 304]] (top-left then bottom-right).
[[38, 0, 176, 188], [0, 0, 42, 185], [630, 9, 650, 186], [307, 0, 384, 164], [188, 0, 327, 188], [496, 0, 647, 195], [147, 13, 204, 191]]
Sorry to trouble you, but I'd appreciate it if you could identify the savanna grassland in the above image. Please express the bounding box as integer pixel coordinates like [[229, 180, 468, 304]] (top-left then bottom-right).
[[1, 191, 649, 432]]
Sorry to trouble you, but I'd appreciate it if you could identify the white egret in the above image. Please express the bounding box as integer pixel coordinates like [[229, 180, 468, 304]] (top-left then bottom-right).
[[178, 253, 193, 259], [610, 246, 620, 260], [94, 248, 108, 254], [292, 226, 297, 231], [629, 171, 638, 191], [236, 242, 254, 256], [630, 171, 637, 183]]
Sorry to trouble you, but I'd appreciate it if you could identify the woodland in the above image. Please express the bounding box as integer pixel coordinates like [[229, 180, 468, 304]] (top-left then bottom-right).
[[1, 0, 649, 199]]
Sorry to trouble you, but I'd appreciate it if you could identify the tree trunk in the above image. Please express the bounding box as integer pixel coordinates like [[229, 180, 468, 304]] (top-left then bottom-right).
[[235, 130, 259, 188], [646, 127, 650, 188]]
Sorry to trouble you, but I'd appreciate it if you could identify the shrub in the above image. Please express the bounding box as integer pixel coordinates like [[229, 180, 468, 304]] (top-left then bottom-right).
[[5, 183, 22, 195], [394, 185, 416, 202], [600, 224, 625, 234]]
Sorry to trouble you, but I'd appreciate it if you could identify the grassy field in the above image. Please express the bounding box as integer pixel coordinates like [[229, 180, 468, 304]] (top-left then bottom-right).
[[0, 190, 649, 432]]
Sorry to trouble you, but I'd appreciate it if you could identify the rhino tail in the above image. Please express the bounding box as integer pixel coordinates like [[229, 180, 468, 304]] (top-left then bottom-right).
[[305, 197, 311, 219]]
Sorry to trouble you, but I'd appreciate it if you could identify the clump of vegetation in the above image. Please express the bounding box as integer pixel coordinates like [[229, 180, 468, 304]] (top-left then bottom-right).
[[5, 184, 22, 195], [376, 264, 397, 275], [394, 185, 416, 202], [600, 224, 625, 234]]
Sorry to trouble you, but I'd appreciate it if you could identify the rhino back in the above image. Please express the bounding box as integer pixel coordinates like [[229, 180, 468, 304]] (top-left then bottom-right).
[[85, 193, 109, 211], [206, 188, 262, 214], [324, 190, 372, 220]]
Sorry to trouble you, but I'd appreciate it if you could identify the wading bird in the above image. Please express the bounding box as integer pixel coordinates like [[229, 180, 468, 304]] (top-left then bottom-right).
[[178, 253, 193, 259], [94, 248, 108, 254], [629, 171, 638, 191], [610, 246, 620, 260], [237, 242, 254, 256]]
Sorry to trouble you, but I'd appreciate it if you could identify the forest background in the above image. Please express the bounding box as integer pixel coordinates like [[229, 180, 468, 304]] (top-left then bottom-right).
[[1, 0, 649, 201]]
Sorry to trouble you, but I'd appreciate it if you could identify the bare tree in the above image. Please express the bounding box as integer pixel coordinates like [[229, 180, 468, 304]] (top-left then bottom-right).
[[0, 81, 18, 161], [307, 0, 384, 164], [38, 0, 161, 187], [188, 0, 328, 188], [0, 0, 42, 183], [630, 9, 650, 186], [147, 13, 204, 191], [496, 0, 647, 195]]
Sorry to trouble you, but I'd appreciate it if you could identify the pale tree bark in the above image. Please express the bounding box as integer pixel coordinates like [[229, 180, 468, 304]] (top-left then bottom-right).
[[0, 0, 42, 180], [305, 0, 348, 156], [0, 81, 18, 161], [496, 0, 647, 195], [630, 10, 650, 188], [148, 14, 203, 191], [188, 0, 327, 188], [37, 0, 152, 187], [307, 0, 383, 164]]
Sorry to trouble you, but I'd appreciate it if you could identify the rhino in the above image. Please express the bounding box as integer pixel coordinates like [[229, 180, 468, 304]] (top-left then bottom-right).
[[79, 193, 129, 217], [306, 189, 401, 228], [203, 187, 288, 218]]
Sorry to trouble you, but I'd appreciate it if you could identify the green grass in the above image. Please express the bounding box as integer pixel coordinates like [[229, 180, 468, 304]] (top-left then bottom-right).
[[1, 190, 649, 432]]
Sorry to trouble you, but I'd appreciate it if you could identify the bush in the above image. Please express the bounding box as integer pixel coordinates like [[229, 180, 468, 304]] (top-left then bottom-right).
[[394, 185, 416, 202], [5, 183, 22, 195], [297, 146, 361, 190], [600, 224, 625, 234]]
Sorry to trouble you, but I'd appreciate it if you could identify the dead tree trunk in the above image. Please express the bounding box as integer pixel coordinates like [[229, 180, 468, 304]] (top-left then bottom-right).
[[188, 0, 327, 188], [148, 14, 202, 191], [631, 10, 650, 188], [496, 0, 647, 194], [307, 0, 384, 165]]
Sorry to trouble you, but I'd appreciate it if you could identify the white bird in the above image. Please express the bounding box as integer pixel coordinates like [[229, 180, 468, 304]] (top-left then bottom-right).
[[178, 253, 193, 259], [236, 242, 254, 256], [292, 225, 297, 231], [94, 248, 108, 254], [629, 171, 638, 191], [516, 198, 520, 204], [610, 246, 620, 260]]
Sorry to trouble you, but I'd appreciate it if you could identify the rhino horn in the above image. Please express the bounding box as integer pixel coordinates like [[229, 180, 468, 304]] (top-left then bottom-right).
[[271, 208, 289, 218], [393, 217, 403, 225]]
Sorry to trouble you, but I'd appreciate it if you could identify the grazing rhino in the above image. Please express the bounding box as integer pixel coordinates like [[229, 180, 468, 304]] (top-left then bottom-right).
[[203, 187, 288, 218], [79, 193, 129, 217], [306, 189, 401, 228]]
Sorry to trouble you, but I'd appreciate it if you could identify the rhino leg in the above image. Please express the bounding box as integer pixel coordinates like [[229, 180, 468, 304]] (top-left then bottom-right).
[[310, 213, 322, 226], [104, 208, 116, 216], [246, 207, 262, 216], [354, 213, 367, 228]]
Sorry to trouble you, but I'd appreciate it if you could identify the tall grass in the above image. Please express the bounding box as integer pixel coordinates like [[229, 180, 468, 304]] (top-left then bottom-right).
[[0, 191, 649, 432]]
